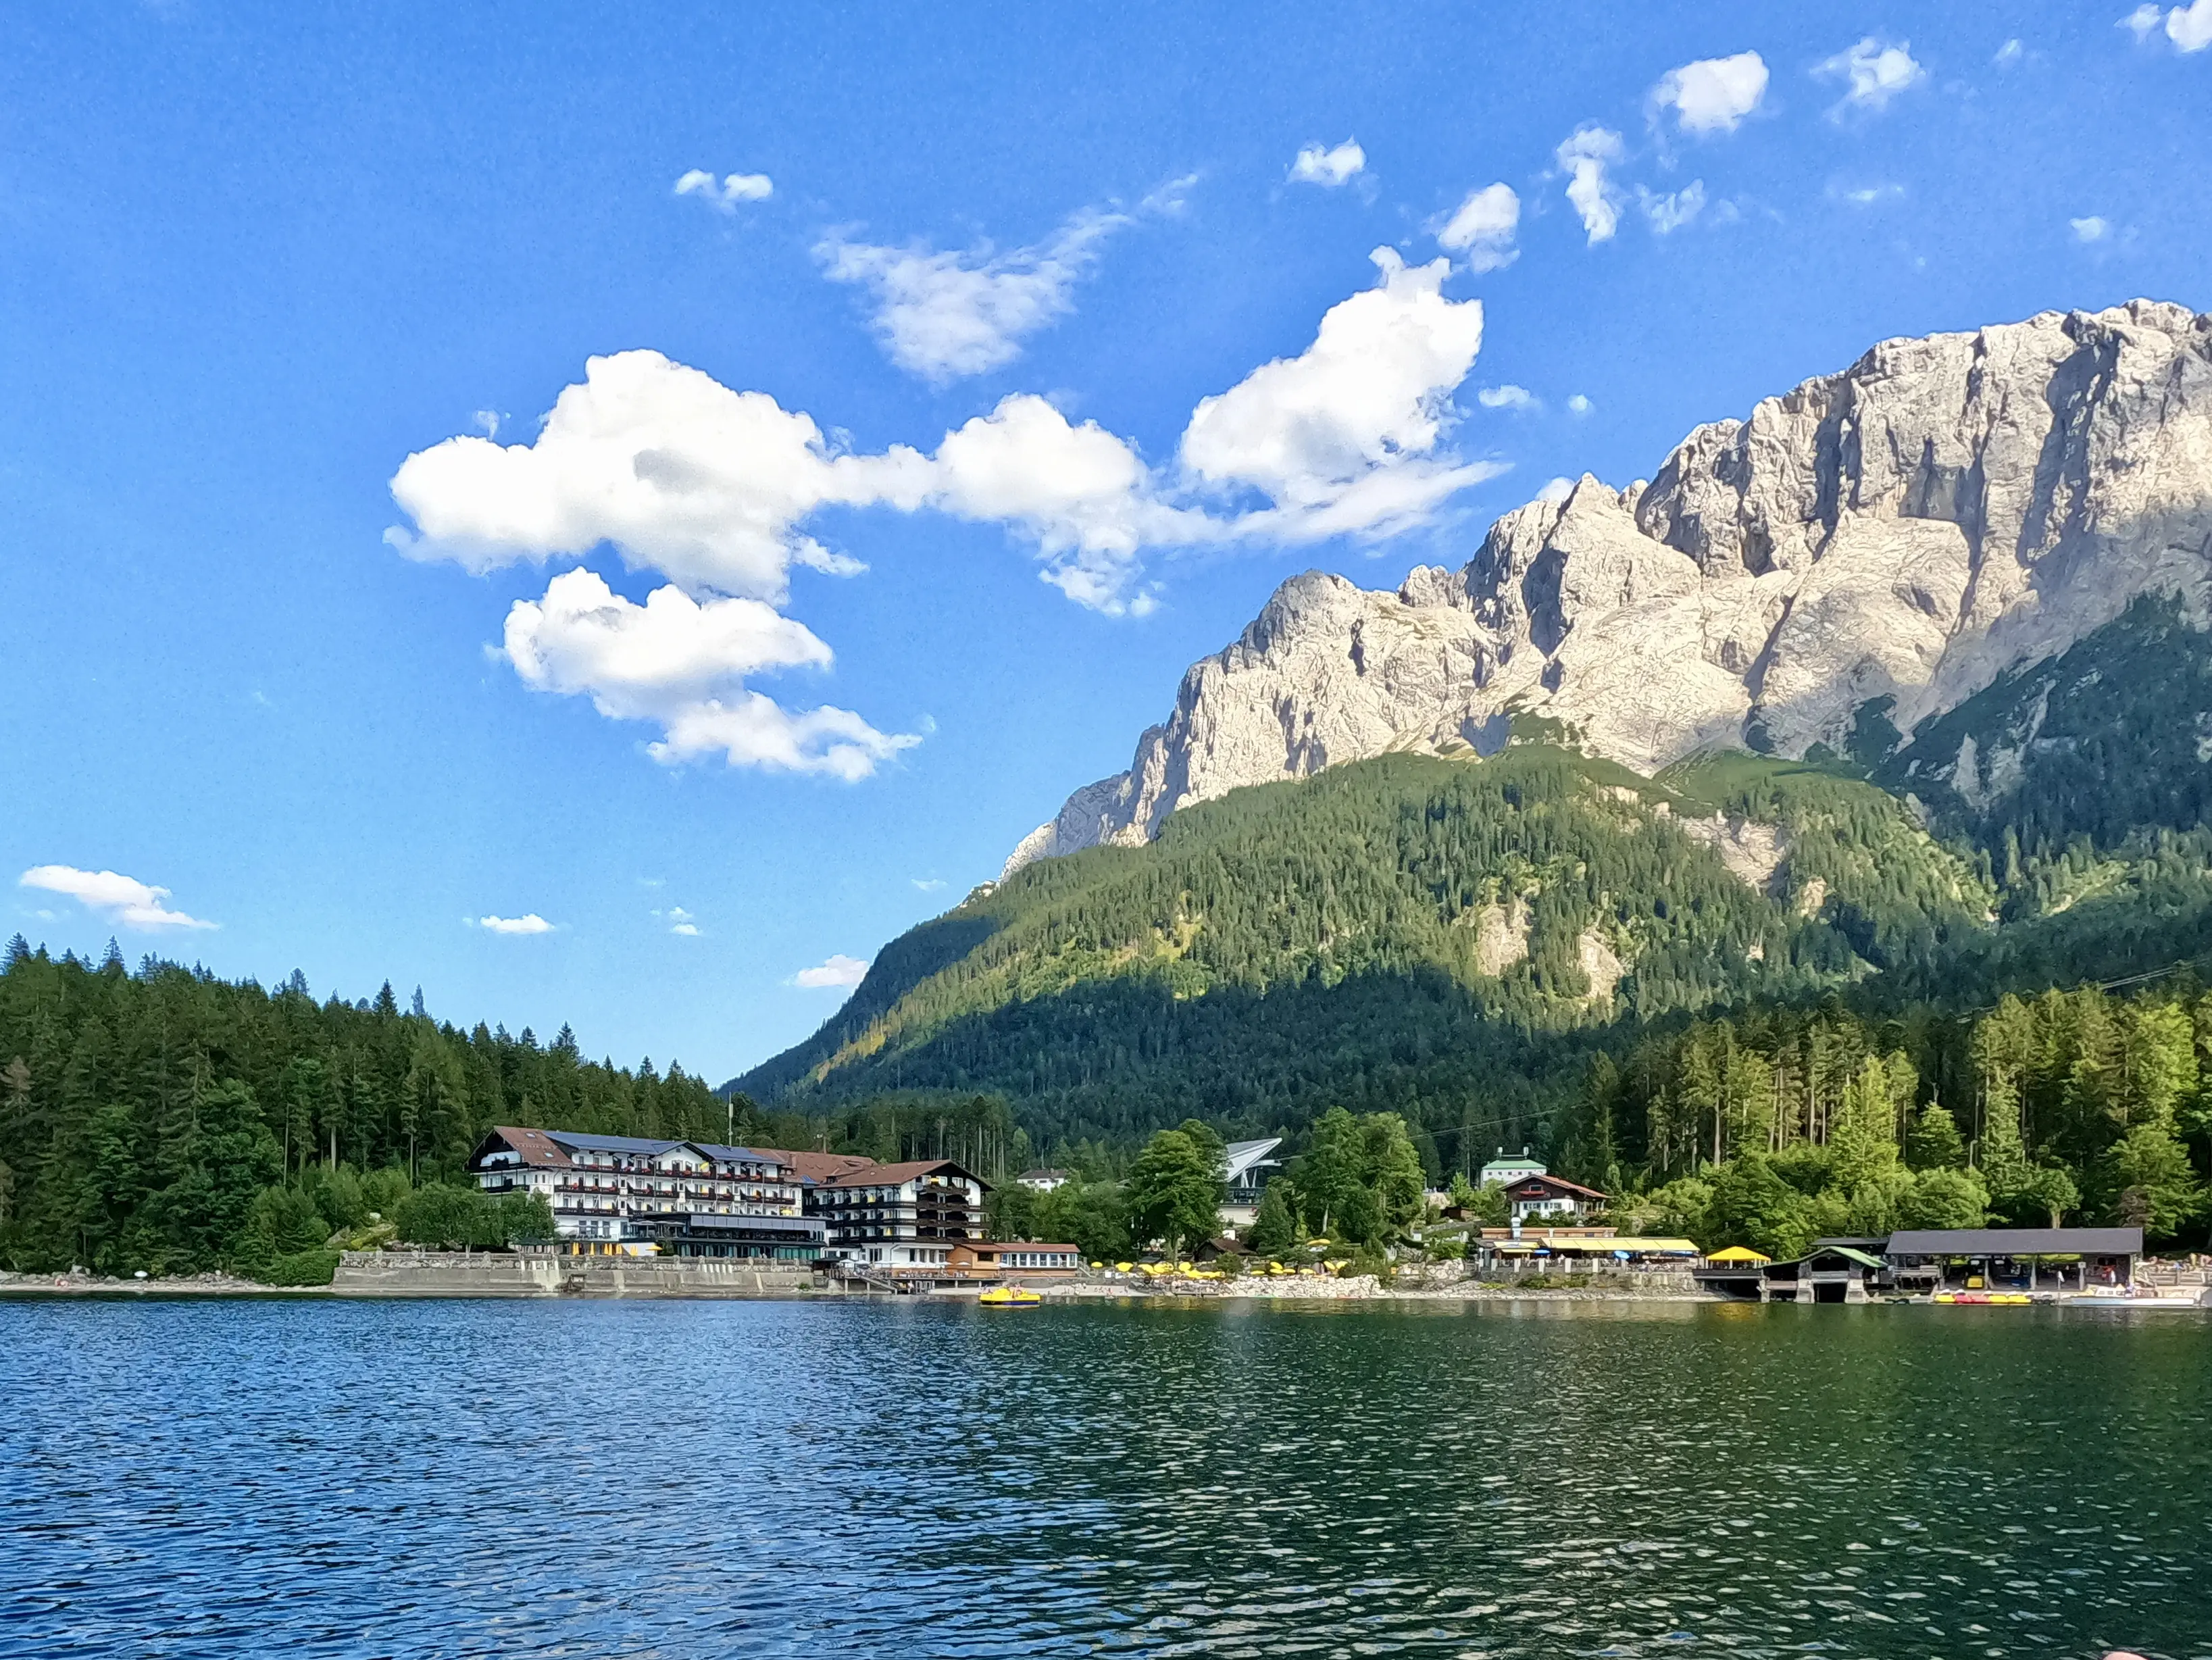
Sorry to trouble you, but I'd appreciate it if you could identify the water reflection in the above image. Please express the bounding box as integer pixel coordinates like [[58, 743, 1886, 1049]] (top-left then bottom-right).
[[1, 1298, 2206, 1659]]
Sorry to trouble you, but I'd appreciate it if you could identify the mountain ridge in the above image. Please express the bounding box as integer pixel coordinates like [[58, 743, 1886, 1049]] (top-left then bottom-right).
[[1005, 299, 2212, 876]]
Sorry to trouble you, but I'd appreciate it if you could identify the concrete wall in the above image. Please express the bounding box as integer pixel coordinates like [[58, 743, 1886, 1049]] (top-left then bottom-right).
[[332, 1250, 833, 1299]]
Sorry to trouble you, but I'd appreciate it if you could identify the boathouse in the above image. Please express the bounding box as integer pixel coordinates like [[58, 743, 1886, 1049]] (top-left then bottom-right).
[[1882, 1227, 2142, 1293]]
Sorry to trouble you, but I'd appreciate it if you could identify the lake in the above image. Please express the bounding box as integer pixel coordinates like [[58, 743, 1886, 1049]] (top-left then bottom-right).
[[1, 1297, 2206, 1659]]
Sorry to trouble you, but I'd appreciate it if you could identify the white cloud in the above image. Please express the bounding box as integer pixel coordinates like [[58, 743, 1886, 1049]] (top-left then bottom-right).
[[2169, 0, 2212, 48], [1436, 182, 1519, 271], [2123, 0, 2210, 45], [388, 349, 926, 603], [1289, 139, 1366, 187], [472, 409, 501, 438], [1477, 384, 1537, 411], [911, 877, 947, 892], [391, 259, 1504, 757], [817, 207, 1124, 382], [928, 394, 1200, 614], [504, 568, 918, 778], [1567, 394, 1592, 416], [674, 170, 774, 211], [793, 953, 870, 989], [1638, 180, 1708, 234], [19, 865, 216, 931], [1536, 477, 1576, 505], [2071, 215, 2112, 243], [474, 913, 555, 935], [1816, 37, 1926, 112], [1555, 126, 1625, 243], [1994, 37, 2024, 65], [1180, 248, 1497, 534], [1650, 51, 1769, 134], [1831, 180, 1906, 207]]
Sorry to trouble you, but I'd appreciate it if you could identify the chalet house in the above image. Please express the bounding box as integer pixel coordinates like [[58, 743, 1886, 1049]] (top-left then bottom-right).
[[466, 1127, 825, 1259], [1501, 1172, 1607, 1224], [1015, 1169, 1070, 1192]]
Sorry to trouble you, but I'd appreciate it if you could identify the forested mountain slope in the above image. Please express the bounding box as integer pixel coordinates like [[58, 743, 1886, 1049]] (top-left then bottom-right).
[[736, 745, 2024, 1148]]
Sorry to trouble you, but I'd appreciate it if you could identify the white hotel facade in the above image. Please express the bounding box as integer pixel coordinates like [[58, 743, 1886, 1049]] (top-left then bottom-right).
[[467, 1126, 827, 1259]]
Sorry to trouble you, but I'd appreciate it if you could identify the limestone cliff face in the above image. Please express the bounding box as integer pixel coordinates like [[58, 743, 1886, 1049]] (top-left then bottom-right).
[[1007, 301, 2212, 875]]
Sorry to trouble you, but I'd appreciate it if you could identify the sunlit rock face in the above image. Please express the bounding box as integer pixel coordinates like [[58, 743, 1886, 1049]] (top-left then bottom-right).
[[1007, 301, 2212, 875]]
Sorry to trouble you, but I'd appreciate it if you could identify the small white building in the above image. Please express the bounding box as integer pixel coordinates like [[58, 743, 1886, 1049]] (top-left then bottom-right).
[[1015, 1168, 1070, 1192], [1479, 1147, 1549, 1188]]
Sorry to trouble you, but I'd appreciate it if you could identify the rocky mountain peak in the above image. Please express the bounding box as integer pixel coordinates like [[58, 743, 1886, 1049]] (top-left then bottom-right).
[[1005, 301, 2212, 877]]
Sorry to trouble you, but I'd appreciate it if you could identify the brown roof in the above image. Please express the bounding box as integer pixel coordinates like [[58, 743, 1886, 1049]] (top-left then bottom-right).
[[820, 1158, 987, 1190], [483, 1126, 574, 1169], [1508, 1172, 1609, 1201], [751, 1148, 881, 1184], [966, 1241, 1079, 1253]]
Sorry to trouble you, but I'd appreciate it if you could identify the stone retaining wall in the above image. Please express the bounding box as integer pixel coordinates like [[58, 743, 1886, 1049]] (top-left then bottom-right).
[[332, 1251, 832, 1299]]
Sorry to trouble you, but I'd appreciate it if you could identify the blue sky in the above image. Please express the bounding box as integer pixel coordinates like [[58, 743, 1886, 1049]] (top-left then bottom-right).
[[4, 1, 2209, 1082]]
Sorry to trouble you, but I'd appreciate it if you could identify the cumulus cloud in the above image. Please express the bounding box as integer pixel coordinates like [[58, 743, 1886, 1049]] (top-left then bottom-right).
[[816, 207, 1125, 382], [793, 953, 870, 988], [19, 865, 216, 931], [658, 905, 703, 936], [388, 350, 924, 602], [473, 913, 554, 935], [2169, 0, 2212, 47], [2071, 215, 2112, 243], [1477, 384, 1537, 411], [1566, 394, 1592, 416], [1436, 182, 1519, 271], [1816, 37, 1926, 112], [1555, 126, 1625, 243], [1180, 248, 1499, 536], [1288, 139, 1366, 186], [392, 257, 1504, 762], [1650, 51, 1769, 134], [1994, 37, 2025, 65], [675, 170, 774, 211], [504, 568, 918, 777], [1638, 180, 1708, 233]]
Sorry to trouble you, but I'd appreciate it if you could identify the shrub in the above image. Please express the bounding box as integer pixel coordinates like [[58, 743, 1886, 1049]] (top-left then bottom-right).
[[261, 1249, 339, 1287]]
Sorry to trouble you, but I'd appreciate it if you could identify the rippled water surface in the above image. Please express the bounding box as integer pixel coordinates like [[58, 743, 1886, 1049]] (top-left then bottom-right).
[[3, 1297, 2208, 1659]]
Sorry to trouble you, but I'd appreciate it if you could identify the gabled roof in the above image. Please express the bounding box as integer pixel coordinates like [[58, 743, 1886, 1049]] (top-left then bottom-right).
[[1016, 1168, 1069, 1181], [475, 1126, 574, 1169], [1808, 1246, 1886, 1270], [1887, 1226, 2143, 1257], [749, 1148, 882, 1185], [1506, 1172, 1608, 1201], [820, 1158, 989, 1191]]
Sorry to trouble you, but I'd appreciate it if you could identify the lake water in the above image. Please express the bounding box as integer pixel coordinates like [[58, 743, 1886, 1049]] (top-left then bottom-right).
[[2, 1297, 2207, 1659]]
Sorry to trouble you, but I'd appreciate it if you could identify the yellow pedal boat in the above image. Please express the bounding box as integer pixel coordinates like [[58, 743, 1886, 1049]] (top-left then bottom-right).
[[978, 1285, 1042, 1307]]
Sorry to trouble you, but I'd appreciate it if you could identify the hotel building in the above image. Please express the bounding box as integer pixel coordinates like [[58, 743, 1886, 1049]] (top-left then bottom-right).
[[799, 1157, 989, 1269], [466, 1126, 826, 1259]]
